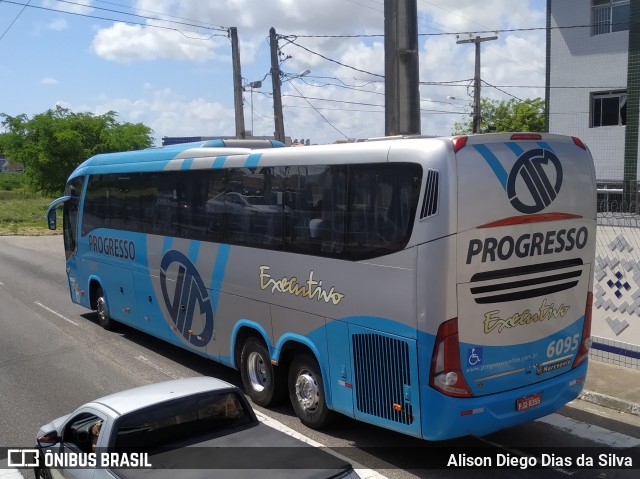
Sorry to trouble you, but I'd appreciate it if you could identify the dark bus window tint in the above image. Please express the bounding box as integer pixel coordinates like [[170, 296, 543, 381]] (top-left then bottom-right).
[[217, 167, 283, 249], [285, 165, 347, 257], [204, 170, 228, 243], [82, 175, 108, 235], [347, 164, 422, 260], [175, 171, 210, 241], [64, 176, 84, 256], [154, 173, 178, 237]]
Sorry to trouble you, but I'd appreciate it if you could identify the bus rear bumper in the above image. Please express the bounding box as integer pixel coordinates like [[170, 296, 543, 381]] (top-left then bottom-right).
[[420, 360, 588, 441]]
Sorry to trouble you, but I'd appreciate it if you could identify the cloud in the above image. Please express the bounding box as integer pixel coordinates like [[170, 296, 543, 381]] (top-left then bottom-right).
[[82, 0, 546, 143], [48, 18, 68, 31], [91, 22, 225, 63], [67, 87, 236, 144], [40, 77, 59, 85]]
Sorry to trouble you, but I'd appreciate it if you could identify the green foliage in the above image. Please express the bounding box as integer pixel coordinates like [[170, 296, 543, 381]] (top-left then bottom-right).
[[0, 174, 53, 235], [0, 173, 25, 192], [453, 97, 546, 135], [0, 106, 153, 195]]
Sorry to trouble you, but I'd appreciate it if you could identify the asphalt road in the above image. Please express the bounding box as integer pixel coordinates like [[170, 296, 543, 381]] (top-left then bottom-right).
[[1, 235, 639, 479]]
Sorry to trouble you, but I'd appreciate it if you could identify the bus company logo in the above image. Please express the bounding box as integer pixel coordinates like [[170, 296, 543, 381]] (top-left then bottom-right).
[[160, 250, 213, 347], [507, 149, 563, 214], [483, 299, 570, 334], [259, 265, 345, 305]]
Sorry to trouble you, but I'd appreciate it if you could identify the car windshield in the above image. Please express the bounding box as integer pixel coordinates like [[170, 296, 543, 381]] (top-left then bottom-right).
[[114, 391, 252, 450]]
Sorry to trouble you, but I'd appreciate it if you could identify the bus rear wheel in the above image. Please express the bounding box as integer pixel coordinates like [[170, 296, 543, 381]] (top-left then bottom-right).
[[95, 286, 114, 330], [240, 338, 285, 407], [288, 354, 334, 429]]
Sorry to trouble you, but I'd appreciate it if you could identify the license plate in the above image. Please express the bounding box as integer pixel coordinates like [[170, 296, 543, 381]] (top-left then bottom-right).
[[516, 393, 542, 411]]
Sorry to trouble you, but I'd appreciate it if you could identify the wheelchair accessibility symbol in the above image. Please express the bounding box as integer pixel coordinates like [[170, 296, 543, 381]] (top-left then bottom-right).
[[467, 347, 483, 366]]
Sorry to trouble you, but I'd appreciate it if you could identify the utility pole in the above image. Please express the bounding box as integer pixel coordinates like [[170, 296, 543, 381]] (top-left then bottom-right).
[[384, 0, 420, 136], [230, 27, 246, 139], [456, 34, 497, 133], [269, 27, 285, 143]]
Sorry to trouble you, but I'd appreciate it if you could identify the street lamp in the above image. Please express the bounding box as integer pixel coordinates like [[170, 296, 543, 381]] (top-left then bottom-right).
[[246, 80, 262, 136]]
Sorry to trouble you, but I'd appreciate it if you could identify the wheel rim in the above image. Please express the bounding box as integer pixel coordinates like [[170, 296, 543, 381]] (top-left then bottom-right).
[[247, 351, 267, 392], [295, 369, 319, 412], [97, 296, 109, 323]]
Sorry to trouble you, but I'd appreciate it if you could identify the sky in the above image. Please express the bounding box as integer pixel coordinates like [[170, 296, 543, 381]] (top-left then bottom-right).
[[0, 0, 547, 146]]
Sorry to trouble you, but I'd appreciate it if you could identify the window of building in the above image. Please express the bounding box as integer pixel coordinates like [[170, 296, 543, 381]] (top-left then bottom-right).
[[591, 90, 627, 127], [592, 0, 630, 35]]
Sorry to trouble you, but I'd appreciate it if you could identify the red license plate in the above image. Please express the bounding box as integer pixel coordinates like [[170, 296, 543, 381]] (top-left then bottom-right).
[[516, 393, 542, 411]]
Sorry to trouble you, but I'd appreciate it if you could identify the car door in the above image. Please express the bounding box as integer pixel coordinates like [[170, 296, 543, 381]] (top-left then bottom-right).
[[51, 409, 108, 479]]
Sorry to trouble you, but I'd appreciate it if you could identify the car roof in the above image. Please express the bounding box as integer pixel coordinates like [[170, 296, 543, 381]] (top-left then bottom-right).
[[88, 377, 236, 416]]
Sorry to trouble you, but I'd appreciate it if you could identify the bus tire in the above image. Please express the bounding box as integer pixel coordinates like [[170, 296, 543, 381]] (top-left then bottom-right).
[[288, 353, 334, 429], [240, 338, 285, 407], [95, 286, 114, 331]]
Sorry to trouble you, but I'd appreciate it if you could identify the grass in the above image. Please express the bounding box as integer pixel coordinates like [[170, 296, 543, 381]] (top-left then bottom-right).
[[0, 174, 57, 236]]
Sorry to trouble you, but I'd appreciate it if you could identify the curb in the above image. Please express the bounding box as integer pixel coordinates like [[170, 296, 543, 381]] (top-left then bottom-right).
[[579, 389, 640, 417]]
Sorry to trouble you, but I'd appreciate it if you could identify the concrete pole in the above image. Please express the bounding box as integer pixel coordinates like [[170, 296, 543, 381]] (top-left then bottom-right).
[[230, 27, 246, 139], [384, 0, 421, 136], [270, 27, 285, 143], [456, 35, 498, 133]]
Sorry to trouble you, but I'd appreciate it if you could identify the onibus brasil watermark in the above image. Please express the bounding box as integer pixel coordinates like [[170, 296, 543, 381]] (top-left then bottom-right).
[[8, 449, 151, 468]]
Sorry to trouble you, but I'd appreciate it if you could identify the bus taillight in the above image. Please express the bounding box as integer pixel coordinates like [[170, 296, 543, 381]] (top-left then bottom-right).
[[452, 136, 468, 152], [573, 292, 593, 368], [430, 318, 473, 397]]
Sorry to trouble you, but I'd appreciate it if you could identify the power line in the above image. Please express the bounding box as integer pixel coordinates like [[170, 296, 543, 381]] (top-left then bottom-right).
[[92, 0, 227, 30], [1, 0, 229, 37], [0, 0, 31, 42], [54, 0, 228, 31], [282, 37, 384, 78], [289, 81, 349, 140], [283, 22, 634, 39]]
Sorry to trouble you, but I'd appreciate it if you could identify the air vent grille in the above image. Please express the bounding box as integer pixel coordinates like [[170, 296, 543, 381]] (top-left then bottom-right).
[[352, 333, 413, 425], [420, 169, 439, 219]]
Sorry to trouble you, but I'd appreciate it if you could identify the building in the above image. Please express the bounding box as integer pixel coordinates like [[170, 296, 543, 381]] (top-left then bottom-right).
[[546, 0, 631, 183]]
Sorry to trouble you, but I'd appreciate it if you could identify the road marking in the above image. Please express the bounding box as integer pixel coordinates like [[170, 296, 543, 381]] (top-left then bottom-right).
[[0, 468, 23, 479], [475, 435, 576, 476], [475, 413, 640, 476], [536, 413, 640, 447], [34, 301, 79, 326], [0, 281, 4, 285], [135, 355, 181, 380]]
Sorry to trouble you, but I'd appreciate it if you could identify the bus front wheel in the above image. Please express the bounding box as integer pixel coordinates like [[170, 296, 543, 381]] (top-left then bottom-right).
[[95, 286, 114, 330], [288, 354, 334, 429], [240, 338, 285, 407]]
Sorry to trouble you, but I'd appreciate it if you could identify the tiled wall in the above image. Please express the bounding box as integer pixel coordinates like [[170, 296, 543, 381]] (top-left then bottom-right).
[[590, 337, 640, 369], [591, 226, 640, 369]]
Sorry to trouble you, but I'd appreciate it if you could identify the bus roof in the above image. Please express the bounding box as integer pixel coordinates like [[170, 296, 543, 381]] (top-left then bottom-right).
[[69, 138, 286, 179]]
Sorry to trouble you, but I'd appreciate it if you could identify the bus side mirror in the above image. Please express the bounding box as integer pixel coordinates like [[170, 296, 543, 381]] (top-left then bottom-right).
[[47, 209, 57, 230]]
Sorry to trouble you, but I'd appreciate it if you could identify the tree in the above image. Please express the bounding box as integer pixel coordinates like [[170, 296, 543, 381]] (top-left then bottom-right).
[[453, 97, 546, 135], [0, 106, 153, 195]]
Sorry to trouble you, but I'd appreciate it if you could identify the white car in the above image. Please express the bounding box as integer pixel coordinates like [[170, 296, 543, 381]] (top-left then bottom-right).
[[35, 377, 357, 479]]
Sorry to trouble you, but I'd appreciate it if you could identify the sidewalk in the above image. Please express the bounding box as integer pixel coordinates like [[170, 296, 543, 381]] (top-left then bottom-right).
[[580, 359, 640, 416]]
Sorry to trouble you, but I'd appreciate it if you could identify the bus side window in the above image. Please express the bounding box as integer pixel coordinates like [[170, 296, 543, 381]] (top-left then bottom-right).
[[285, 165, 346, 258], [347, 164, 421, 260]]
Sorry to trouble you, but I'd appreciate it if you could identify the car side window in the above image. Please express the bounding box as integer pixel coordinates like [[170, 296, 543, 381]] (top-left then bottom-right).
[[63, 413, 105, 454]]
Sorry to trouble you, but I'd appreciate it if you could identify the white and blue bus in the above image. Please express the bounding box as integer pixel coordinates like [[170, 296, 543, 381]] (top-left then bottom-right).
[[47, 134, 596, 440]]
